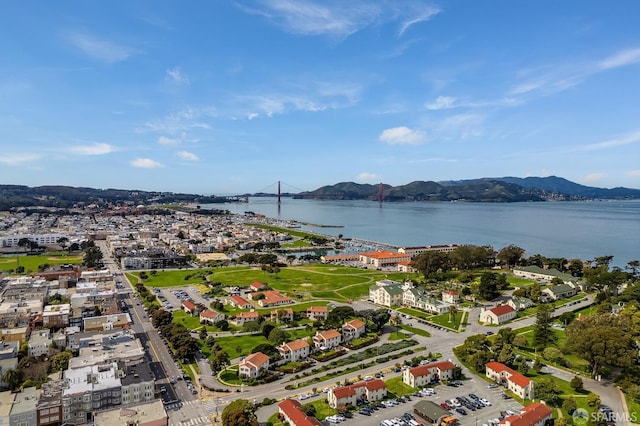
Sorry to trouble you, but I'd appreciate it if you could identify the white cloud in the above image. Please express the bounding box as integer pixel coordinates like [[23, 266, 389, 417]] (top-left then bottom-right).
[[131, 158, 164, 169], [241, 0, 440, 39], [166, 67, 189, 85], [67, 142, 115, 155], [397, 5, 441, 36], [599, 48, 640, 70], [581, 173, 605, 184], [177, 150, 199, 161], [425, 96, 457, 110], [158, 136, 180, 145], [356, 172, 380, 182], [144, 108, 212, 134], [379, 126, 426, 145], [0, 153, 41, 166], [66, 31, 138, 63], [576, 130, 640, 152]]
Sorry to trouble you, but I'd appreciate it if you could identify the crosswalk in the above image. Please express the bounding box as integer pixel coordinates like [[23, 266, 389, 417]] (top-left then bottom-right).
[[167, 399, 222, 426]]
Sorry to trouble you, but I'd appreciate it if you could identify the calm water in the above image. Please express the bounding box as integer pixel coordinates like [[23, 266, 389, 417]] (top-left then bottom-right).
[[210, 198, 640, 268]]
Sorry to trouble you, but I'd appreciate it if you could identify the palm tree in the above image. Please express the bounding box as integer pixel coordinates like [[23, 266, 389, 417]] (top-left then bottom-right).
[[448, 305, 458, 323], [2, 368, 24, 391]]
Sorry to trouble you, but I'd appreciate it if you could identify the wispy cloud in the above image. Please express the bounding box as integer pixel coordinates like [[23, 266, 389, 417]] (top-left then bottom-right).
[[0, 153, 41, 166], [177, 150, 199, 161], [66, 31, 138, 63], [158, 136, 181, 145], [144, 108, 213, 135], [425, 96, 457, 110], [240, 0, 440, 39], [131, 158, 164, 168], [627, 170, 640, 177], [356, 172, 380, 182], [166, 67, 189, 85], [598, 48, 640, 70], [67, 142, 116, 156], [379, 126, 426, 145], [397, 5, 441, 36], [576, 130, 640, 152]]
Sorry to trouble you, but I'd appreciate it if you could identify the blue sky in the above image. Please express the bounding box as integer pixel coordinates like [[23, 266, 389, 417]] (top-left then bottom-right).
[[2, 1, 640, 195]]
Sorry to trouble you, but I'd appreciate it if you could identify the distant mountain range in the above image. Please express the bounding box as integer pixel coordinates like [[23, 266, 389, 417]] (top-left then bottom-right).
[[0, 185, 233, 211], [1, 176, 638, 211], [292, 176, 640, 202]]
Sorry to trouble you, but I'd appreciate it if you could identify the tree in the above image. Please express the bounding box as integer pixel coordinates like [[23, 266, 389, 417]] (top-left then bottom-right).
[[221, 399, 258, 426], [626, 260, 640, 279], [1, 368, 24, 391], [448, 305, 458, 323], [562, 396, 577, 415], [261, 323, 275, 338], [564, 313, 636, 378], [512, 334, 528, 348], [535, 378, 561, 406], [243, 321, 261, 333], [497, 244, 525, 269], [570, 375, 584, 391], [83, 246, 103, 268], [410, 250, 449, 278], [268, 328, 288, 345], [199, 328, 208, 340], [151, 309, 173, 328], [478, 272, 506, 300], [533, 304, 556, 348], [586, 392, 601, 408], [50, 351, 73, 372], [57, 237, 69, 252], [301, 404, 316, 417]]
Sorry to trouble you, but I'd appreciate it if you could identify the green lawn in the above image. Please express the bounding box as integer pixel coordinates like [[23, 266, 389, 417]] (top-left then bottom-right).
[[429, 311, 465, 330], [385, 376, 415, 396], [129, 269, 214, 287], [219, 365, 242, 385], [625, 395, 640, 421], [506, 276, 537, 286], [216, 328, 313, 358], [388, 331, 412, 341], [396, 307, 431, 320], [302, 399, 337, 420], [0, 253, 83, 273], [399, 324, 431, 337]]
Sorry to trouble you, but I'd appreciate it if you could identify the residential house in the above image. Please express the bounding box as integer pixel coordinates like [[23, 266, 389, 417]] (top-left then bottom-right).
[[255, 290, 293, 308], [36, 379, 64, 426], [28, 329, 52, 357], [369, 283, 404, 307], [239, 352, 270, 379], [93, 400, 168, 426], [277, 339, 310, 363], [328, 379, 387, 409], [226, 295, 253, 310], [480, 305, 517, 325], [507, 296, 535, 311], [233, 311, 260, 326], [9, 387, 39, 426], [342, 319, 366, 342], [499, 402, 552, 426], [486, 361, 534, 400], [397, 261, 415, 273], [402, 360, 456, 388], [312, 329, 342, 350], [0, 391, 16, 426], [250, 282, 267, 292], [513, 266, 576, 284], [413, 400, 452, 425], [442, 291, 460, 304], [270, 308, 294, 323], [42, 303, 71, 328], [359, 251, 410, 268], [541, 284, 576, 302], [199, 309, 225, 325], [181, 300, 196, 316], [278, 399, 322, 426], [421, 296, 452, 315], [306, 306, 328, 321], [398, 245, 459, 257], [83, 313, 131, 332]]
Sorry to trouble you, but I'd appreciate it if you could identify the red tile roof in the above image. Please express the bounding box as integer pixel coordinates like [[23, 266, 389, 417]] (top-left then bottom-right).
[[237, 311, 259, 319], [490, 305, 516, 316], [307, 306, 328, 312], [242, 352, 269, 368], [344, 319, 366, 329], [365, 379, 387, 391], [332, 386, 356, 399], [409, 360, 456, 377], [251, 281, 266, 290], [317, 329, 341, 340], [279, 399, 323, 426], [500, 403, 552, 426], [182, 300, 196, 311], [486, 362, 530, 387], [283, 339, 309, 351], [200, 309, 219, 319], [229, 295, 251, 306]]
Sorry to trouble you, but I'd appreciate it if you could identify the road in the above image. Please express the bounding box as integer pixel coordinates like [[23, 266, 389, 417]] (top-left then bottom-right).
[[97, 241, 213, 426]]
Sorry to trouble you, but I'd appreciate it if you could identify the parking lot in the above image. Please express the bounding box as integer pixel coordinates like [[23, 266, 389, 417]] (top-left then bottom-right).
[[330, 377, 523, 426], [158, 286, 212, 311]]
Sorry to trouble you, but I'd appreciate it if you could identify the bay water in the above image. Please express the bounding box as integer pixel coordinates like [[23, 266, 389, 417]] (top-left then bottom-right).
[[210, 198, 640, 269]]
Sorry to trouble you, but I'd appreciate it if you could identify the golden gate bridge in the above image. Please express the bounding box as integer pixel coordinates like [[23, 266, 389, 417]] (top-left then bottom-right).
[[253, 181, 387, 205]]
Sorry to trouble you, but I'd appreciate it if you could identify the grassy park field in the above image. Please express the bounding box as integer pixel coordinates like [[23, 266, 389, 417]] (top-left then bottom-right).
[[0, 253, 83, 273]]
